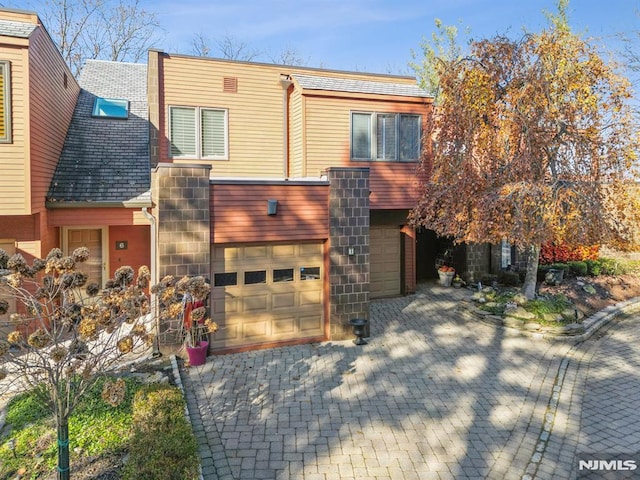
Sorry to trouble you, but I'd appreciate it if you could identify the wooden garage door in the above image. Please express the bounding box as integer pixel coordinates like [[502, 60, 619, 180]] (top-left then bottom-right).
[[210, 243, 325, 349], [370, 226, 401, 298]]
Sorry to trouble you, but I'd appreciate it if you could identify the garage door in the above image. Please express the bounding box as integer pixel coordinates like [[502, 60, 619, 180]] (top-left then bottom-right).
[[370, 226, 401, 298], [210, 242, 325, 349]]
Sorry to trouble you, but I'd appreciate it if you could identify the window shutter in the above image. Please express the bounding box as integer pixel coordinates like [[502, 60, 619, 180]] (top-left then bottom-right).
[[170, 107, 196, 157], [201, 109, 227, 158], [351, 113, 371, 159]]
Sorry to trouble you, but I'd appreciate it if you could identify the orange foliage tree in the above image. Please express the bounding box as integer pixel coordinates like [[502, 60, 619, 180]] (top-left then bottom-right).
[[410, 1, 640, 298]]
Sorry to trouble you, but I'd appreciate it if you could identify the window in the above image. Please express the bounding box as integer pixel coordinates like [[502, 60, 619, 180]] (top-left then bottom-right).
[[300, 267, 320, 280], [0, 61, 11, 143], [169, 106, 228, 159], [273, 268, 294, 283], [214, 272, 237, 287], [92, 97, 128, 118], [245, 270, 266, 285], [351, 112, 421, 161]]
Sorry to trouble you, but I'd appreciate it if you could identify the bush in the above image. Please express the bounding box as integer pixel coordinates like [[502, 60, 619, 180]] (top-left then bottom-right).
[[122, 383, 199, 480], [540, 242, 600, 264], [584, 259, 602, 276], [498, 270, 520, 286], [479, 274, 498, 286], [598, 257, 629, 276], [567, 261, 588, 277]]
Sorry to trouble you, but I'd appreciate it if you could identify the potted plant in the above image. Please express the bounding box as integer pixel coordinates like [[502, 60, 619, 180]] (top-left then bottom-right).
[[152, 275, 218, 366], [437, 265, 455, 286], [452, 275, 464, 288]]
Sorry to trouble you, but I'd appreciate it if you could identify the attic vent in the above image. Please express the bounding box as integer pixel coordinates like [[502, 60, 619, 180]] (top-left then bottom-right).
[[223, 77, 238, 93]]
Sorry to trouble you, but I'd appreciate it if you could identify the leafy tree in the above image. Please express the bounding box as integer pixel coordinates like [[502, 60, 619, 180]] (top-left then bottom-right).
[[10, 0, 162, 76], [410, 1, 640, 298], [0, 247, 154, 480]]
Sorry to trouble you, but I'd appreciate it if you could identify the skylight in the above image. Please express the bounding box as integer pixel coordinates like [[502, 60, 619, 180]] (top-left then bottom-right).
[[92, 97, 129, 119]]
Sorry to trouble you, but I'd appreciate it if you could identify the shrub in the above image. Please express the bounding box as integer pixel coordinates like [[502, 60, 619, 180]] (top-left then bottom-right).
[[122, 383, 199, 480], [584, 259, 602, 276], [479, 274, 498, 286], [598, 257, 628, 276], [567, 261, 588, 277], [540, 242, 600, 264], [498, 270, 520, 286]]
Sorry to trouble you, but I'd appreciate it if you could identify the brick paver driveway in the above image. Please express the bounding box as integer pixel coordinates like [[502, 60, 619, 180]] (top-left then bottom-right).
[[182, 284, 640, 480]]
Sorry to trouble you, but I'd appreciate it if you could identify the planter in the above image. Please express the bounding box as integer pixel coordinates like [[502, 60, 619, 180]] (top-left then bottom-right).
[[452, 281, 463, 289], [186, 341, 208, 366], [438, 270, 455, 287]]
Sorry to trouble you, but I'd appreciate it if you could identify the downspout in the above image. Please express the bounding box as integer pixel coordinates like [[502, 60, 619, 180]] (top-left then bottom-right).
[[280, 75, 293, 178], [142, 207, 161, 357]]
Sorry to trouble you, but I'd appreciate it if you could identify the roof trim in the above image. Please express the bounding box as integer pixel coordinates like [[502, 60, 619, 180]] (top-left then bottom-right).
[[46, 199, 152, 209], [211, 177, 329, 186]]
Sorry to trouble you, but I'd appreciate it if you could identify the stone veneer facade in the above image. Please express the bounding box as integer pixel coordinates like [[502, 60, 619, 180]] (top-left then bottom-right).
[[152, 163, 211, 279], [327, 167, 370, 340]]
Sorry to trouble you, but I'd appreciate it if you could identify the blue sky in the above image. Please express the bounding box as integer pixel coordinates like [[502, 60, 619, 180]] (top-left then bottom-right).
[[147, 0, 640, 74], [14, 0, 640, 75]]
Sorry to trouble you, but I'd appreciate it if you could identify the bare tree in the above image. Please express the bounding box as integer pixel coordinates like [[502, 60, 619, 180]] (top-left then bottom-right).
[[216, 33, 261, 61], [267, 46, 308, 66], [13, 0, 162, 76], [190, 31, 211, 57]]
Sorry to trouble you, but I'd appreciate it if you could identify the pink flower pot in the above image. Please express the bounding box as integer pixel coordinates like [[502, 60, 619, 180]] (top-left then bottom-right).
[[186, 341, 208, 366]]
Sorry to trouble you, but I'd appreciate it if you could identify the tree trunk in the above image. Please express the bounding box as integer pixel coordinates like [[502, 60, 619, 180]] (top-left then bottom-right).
[[522, 243, 541, 300], [57, 417, 70, 480]]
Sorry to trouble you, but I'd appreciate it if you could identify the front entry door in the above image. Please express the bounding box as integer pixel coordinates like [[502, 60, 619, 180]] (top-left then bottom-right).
[[67, 228, 104, 287]]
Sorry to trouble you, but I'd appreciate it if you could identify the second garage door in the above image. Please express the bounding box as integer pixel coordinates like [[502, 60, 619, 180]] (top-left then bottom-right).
[[370, 226, 401, 299], [210, 242, 325, 350]]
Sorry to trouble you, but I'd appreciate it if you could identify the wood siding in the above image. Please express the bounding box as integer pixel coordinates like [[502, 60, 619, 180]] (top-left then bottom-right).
[[49, 208, 151, 227], [211, 182, 329, 244], [0, 43, 28, 214], [303, 95, 429, 209], [0, 14, 78, 217], [402, 225, 416, 294], [28, 26, 79, 213]]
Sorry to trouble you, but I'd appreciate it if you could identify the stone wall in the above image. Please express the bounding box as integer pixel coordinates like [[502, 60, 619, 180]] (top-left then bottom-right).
[[327, 167, 370, 340], [152, 163, 211, 279], [465, 243, 490, 283]]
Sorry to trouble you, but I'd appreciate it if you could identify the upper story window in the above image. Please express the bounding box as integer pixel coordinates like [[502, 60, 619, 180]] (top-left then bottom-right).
[[169, 106, 228, 160], [351, 112, 421, 162], [92, 97, 129, 118], [0, 61, 12, 143]]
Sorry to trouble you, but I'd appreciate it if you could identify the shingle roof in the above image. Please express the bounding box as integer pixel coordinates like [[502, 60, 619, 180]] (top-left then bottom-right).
[[292, 73, 429, 98], [48, 60, 151, 205], [0, 19, 37, 38]]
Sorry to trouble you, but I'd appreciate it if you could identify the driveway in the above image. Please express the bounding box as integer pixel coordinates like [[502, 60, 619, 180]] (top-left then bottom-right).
[[181, 284, 640, 480]]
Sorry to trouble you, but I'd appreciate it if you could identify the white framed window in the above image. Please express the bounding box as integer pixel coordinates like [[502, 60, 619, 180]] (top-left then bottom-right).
[[169, 106, 228, 160], [351, 112, 421, 161]]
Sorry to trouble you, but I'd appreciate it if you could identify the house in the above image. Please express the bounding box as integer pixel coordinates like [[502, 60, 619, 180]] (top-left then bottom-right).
[[47, 59, 151, 288], [146, 51, 433, 352], [0, 9, 79, 326]]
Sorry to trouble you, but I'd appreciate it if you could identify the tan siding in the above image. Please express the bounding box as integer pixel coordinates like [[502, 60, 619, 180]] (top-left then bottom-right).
[[212, 183, 328, 243], [402, 225, 416, 294], [304, 96, 428, 209], [0, 45, 28, 214], [28, 27, 79, 213]]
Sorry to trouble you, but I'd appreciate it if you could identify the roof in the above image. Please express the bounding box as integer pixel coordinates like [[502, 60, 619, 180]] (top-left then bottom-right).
[[0, 19, 37, 38], [292, 73, 429, 98], [48, 60, 151, 206]]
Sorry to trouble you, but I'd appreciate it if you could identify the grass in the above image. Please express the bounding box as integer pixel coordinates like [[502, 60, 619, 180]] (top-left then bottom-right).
[[0, 375, 189, 479]]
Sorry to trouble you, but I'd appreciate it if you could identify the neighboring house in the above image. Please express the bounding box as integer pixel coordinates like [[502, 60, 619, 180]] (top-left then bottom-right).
[[0, 9, 79, 326], [47, 59, 151, 288], [146, 51, 433, 352]]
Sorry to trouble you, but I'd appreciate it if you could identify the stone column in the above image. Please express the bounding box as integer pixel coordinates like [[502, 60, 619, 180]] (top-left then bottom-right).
[[152, 163, 211, 279], [327, 167, 370, 340]]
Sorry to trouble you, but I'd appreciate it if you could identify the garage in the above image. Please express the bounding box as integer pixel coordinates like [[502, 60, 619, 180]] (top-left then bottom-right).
[[209, 242, 325, 350], [370, 226, 401, 298]]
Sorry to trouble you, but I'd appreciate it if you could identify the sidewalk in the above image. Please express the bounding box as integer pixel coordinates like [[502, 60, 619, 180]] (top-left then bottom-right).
[[182, 284, 594, 479]]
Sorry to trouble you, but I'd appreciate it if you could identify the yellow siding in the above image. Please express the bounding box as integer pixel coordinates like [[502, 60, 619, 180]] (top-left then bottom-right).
[[0, 45, 28, 214], [162, 57, 288, 177], [303, 95, 429, 176], [28, 27, 79, 213], [160, 55, 424, 179]]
